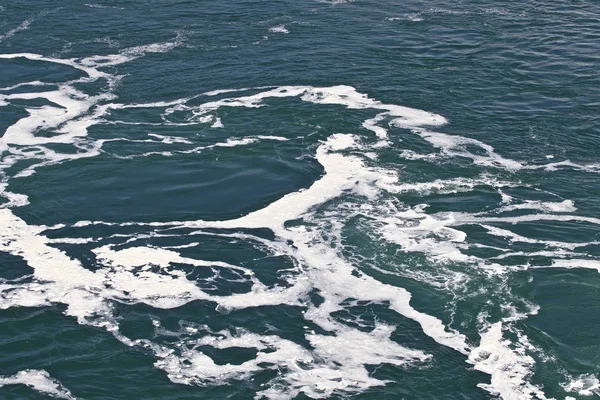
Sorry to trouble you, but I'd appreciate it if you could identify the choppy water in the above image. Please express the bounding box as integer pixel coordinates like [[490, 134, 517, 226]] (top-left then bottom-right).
[[0, 1, 599, 399]]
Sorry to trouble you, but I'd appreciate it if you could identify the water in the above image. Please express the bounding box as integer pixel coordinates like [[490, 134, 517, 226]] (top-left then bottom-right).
[[0, 1, 599, 399]]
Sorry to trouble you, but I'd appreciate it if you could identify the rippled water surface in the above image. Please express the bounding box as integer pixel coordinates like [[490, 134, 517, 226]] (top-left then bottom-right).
[[0, 1, 599, 399]]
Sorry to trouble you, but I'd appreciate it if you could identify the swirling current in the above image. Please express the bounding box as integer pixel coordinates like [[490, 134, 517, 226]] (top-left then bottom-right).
[[0, 1, 599, 399]]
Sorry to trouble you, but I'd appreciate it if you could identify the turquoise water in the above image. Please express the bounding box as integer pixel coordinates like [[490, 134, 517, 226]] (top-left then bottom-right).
[[0, 1, 599, 399]]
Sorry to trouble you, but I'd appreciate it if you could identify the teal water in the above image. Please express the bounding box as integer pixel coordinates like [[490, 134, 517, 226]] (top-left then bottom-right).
[[0, 1, 599, 399]]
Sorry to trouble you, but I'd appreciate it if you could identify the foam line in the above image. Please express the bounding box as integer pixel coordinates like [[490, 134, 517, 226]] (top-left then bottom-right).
[[386, 176, 517, 196], [147, 133, 193, 144], [526, 160, 600, 173], [492, 200, 577, 214], [0, 53, 106, 80], [0, 80, 51, 91], [203, 86, 275, 96], [452, 213, 600, 226], [482, 225, 599, 250], [548, 259, 600, 273], [193, 86, 446, 129], [408, 127, 524, 171], [0, 19, 33, 43]]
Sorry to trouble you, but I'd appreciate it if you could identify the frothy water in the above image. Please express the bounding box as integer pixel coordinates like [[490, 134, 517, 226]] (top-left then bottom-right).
[[1, 2, 599, 399]]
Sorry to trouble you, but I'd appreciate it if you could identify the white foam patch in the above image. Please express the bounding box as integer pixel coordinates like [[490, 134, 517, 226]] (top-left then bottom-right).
[[562, 373, 600, 397], [374, 208, 471, 262], [269, 25, 289, 34], [0, 183, 29, 207], [0, 109, 471, 396], [0, 369, 77, 399], [150, 322, 429, 399], [387, 176, 516, 196], [0, 209, 311, 317], [1, 87, 97, 149], [548, 259, 600, 273], [494, 200, 577, 214], [255, 135, 288, 141], [203, 86, 275, 96], [0, 53, 108, 80], [118, 99, 190, 109], [80, 235, 438, 399], [171, 134, 471, 356], [363, 112, 390, 142], [405, 127, 523, 171], [213, 138, 259, 147], [185, 134, 372, 230], [468, 323, 551, 400], [147, 133, 192, 144], [386, 14, 424, 22], [211, 117, 224, 128]]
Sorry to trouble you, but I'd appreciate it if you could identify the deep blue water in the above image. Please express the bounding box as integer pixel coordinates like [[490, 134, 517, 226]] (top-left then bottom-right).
[[0, 1, 599, 399]]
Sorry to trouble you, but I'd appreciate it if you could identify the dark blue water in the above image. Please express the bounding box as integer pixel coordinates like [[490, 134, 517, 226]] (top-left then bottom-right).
[[0, 1, 599, 399]]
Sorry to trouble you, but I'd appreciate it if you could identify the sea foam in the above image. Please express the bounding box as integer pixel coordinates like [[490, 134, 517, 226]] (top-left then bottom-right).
[[0, 46, 596, 398]]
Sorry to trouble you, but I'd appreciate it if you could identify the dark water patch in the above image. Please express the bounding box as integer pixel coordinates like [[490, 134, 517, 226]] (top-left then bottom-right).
[[0, 58, 84, 88], [12, 149, 322, 225], [0, 251, 33, 281]]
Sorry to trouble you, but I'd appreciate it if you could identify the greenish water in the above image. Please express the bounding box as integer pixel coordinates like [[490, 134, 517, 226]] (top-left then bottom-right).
[[0, 1, 599, 399]]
